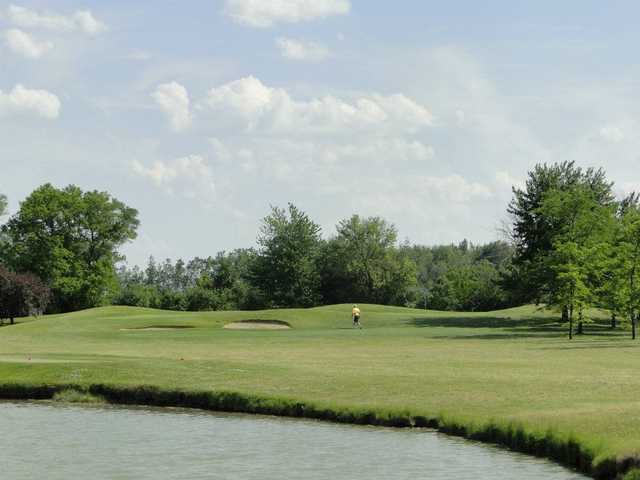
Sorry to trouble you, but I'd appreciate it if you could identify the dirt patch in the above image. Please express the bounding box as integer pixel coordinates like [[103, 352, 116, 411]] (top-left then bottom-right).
[[224, 320, 291, 330], [120, 325, 195, 331]]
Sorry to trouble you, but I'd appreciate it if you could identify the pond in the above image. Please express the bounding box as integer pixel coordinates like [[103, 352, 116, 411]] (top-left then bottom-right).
[[0, 402, 588, 479]]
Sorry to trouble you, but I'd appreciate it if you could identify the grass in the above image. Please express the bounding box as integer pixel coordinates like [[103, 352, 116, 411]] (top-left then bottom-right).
[[52, 388, 105, 404], [0, 304, 638, 478]]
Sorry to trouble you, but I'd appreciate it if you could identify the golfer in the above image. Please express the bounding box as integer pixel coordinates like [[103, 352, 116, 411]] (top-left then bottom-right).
[[352, 304, 362, 328]]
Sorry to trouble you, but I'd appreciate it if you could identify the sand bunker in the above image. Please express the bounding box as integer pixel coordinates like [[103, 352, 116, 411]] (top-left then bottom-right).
[[120, 325, 195, 331], [224, 320, 291, 330]]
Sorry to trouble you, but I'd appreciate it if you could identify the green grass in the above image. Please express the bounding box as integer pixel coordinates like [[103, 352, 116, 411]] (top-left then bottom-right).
[[52, 388, 106, 404], [0, 304, 638, 477]]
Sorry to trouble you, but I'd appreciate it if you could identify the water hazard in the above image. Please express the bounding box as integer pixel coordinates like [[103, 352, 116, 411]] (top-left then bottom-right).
[[0, 402, 588, 479]]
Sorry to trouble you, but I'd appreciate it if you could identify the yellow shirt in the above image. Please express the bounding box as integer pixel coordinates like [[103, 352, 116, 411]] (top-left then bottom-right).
[[352, 307, 361, 316]]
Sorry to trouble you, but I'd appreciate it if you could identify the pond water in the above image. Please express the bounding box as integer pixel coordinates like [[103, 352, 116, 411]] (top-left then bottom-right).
[[0, 402, 588, 479]]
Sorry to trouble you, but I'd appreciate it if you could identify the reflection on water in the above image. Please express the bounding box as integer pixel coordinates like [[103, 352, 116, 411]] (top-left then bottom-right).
[[0, 402, 587, 480]]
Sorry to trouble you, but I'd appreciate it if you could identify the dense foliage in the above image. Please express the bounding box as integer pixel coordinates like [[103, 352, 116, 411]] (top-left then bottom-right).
[[403, 240, 514, 311], [507, 162, 640, 338], [251, 204, 322, 308], [0, 265, 50, 324], [114, 213, 509, 312], [0, 184, 139, 312]]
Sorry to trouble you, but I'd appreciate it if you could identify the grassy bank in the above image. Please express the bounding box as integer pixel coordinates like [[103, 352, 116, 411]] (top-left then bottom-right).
[[0, 304, 638, 478]]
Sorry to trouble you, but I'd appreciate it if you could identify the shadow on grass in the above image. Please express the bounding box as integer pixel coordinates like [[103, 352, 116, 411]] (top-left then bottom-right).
[[536, 341, 639, 350], [408, 315, 629, 341]]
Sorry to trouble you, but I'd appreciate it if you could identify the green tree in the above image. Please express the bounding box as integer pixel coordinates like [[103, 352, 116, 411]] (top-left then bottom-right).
[[508, 161, 614, 304], [1, 184, 139, 312], [538, 184, 615, 338], [251, 204, 322, 307], [403, 240, 513, 311], [329, 215, 417, 304], [610, 200, 640, 339]]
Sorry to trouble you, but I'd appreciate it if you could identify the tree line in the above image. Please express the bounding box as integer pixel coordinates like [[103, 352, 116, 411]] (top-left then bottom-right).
[[0, 185, 514, 314], [114, 208, 514, 312], [1, 161, 639, 340]]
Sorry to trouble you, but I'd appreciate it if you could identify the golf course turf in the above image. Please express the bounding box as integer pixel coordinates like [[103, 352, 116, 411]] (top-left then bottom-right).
[[1, 304, 639, 479]]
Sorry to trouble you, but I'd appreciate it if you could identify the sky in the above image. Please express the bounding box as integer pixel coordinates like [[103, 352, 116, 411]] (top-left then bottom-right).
[[2, 0, 640, 266]]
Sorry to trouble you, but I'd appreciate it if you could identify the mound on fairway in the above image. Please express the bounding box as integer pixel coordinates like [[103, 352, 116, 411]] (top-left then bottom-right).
[[120, 325, 195, 331], [224, 320, 291, 330]]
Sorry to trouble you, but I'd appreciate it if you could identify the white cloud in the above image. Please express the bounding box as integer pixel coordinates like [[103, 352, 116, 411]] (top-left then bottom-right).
[[72, 10, 107, 35], [0, 84, 61, 119], [200, 76, 434, 134], [6, 4, 107, 35], [131, 155, 216, 201], [225, 0, 350, 27], [276, 37, 330, 62], [495, 171, 524, 192], [420, 174, 493, 202], [4, 28, 53, 58], [600, 125, 624, 143], [152, 82, 191, 132]]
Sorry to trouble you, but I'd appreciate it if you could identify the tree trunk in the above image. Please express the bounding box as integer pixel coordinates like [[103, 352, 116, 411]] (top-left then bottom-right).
[[561, 306, 569, 324], [611, 313, 617, 329], [633, 314, 637, 340], [10, 317, 14, 325], [569, 306, 573, 340], [577, 308, 584, 335]]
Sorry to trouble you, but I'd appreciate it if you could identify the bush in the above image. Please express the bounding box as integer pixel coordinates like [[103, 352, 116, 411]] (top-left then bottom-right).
[[624, 469, 640, 480], [159, 290, 187, 311], [185, 287, 221, 311], [0, 265, 50, 323], [113, 284, 160, 308]]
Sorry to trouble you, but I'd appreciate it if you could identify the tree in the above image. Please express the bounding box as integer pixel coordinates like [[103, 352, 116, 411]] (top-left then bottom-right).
[[597, 194, 639, 329], [0, 265, 50, 324], [325, 215, 417, 305], [1, 184, 139, 312], [537, 184, 615, 338], [402, 240, 514, 311], [610, 199, 640, 339], [430, 260, 508, 312], [507, 161, 615, 304], [251, 204, 322, 307]]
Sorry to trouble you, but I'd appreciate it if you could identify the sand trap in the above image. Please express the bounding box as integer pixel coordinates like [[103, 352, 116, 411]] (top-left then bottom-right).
[[224, 320, 291, 330], [120, 325, 195, 331]]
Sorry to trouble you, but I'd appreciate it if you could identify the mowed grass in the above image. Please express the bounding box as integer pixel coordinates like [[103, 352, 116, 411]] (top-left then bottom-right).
[[1, 304, 638, 463]]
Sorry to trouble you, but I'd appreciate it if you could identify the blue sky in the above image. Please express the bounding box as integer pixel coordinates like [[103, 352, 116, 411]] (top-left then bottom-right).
[[2, 1, 640, 265]]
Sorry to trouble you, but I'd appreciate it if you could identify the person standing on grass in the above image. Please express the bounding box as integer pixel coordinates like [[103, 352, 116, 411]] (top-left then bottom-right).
[[352, 304, 362, 328]]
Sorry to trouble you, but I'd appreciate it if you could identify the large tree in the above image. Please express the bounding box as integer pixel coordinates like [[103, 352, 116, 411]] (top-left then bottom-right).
[[507, 161, 615, 303], [609, 197, 640, 339], [251, 204, 322, 307], [322, 215, 417, 305], [537, 184, 615, 338], [1, 184, 139, 312]]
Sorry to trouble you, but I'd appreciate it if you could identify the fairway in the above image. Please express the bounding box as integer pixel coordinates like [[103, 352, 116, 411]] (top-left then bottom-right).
[[0, 305, 637, 474]]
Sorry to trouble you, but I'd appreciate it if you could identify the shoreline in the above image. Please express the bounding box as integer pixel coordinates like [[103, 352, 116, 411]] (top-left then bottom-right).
[[0, 382, 635, 480]]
